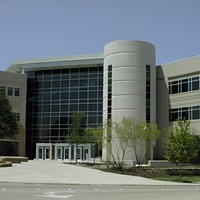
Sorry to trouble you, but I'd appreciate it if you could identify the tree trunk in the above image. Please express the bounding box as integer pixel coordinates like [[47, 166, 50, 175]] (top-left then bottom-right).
[[179, 163, 182, 182], [75, 144, 78, 164]]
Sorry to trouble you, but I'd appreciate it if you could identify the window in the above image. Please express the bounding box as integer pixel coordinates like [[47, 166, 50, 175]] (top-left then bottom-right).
[[169, 76, 200, 95], [0, 86, 6, 92], [192, 106, 200, 119], [8, 87, 13, 96], [169, 105, 200, 122], [181, 107, 189, 120], [171, 81, 179, 94], [192, 77, 199, 91], [52, 81, 60, 88], [15, 88, 20, 96], [181, 79, 188, 92]]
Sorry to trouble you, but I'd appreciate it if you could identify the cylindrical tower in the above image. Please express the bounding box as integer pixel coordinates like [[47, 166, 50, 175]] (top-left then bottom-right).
[[102, 40, 156, 162]]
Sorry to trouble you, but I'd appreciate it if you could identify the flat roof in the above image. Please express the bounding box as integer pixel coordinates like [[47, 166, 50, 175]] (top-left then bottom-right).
[[8, 53, 104, 72]]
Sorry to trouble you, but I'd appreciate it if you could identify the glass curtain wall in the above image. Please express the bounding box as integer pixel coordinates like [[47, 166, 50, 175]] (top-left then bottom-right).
[[26, 66, 103, 158]]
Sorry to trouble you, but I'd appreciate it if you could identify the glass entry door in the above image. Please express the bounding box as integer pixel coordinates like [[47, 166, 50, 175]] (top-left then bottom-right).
[[57, 147, 69, 160], [57, 147, 62, 160], [38, 147, 50, 160], [45, 147, 50, 159], [36, 143, 52, 160], [64, 147, 69, 160], [84, 148, 89, 160], [38, 147, 43, 160]]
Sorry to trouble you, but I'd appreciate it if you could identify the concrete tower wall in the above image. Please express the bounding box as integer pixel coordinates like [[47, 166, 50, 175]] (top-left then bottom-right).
[[103, 40, 156, 123], [103, 40, 156, 162]]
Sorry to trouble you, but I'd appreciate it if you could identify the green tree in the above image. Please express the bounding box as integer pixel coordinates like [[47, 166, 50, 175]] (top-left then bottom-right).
[[124, 117, 160, 165], [0, 92, 18, 138], [102, 119, 117, 166], [84, 127, 103, 163], [102, 117, 160, 168], [66, 112, 85, 163], [111, 117, 132, 169], [165, 119, 198, 181]]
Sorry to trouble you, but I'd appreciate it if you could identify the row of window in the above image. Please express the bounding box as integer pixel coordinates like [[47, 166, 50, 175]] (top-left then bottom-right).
[[27, 68, 103, 80], [0, 86, 20, 97], [169, 76, 199, 95], [27, 122, 102, 131], [27, 103, 103, 113], [28, 87, 103, 94], [28, 79, 103, 89], [27, 133, 66, 142], [28, 91, 103, 101], [30, 116, 102, 125], [27, 111, 102, 118], [169, 105, 200, 122]]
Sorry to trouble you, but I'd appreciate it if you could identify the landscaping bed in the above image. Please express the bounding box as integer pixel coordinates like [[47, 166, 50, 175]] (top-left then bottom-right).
[[89, 164, 200, 183]]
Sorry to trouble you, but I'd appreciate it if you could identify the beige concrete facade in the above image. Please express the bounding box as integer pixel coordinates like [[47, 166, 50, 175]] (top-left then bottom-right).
[[156, 56, 200, 159], [0, 71, 27, 156]]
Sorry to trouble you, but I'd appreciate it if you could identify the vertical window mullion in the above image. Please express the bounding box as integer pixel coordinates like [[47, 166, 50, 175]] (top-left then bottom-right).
[[146, 65, 151, 122]]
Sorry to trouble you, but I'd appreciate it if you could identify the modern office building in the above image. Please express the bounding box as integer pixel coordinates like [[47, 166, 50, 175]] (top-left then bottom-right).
[[7, 40, 200, 162], [0, 71, 27, 156]]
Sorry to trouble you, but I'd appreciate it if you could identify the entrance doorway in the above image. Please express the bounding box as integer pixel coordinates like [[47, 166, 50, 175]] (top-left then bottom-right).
[[55, 144, 71, 161], [57, 147, 69, 160], [36, 143, 52, 160], [77, 146, 89, 160]]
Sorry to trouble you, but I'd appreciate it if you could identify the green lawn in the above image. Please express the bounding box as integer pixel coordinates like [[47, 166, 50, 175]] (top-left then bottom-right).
[[154, 176, 200, 183]]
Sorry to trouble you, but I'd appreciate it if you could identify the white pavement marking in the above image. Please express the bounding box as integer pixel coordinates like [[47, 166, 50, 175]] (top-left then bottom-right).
[[35, 191, 74, 199]]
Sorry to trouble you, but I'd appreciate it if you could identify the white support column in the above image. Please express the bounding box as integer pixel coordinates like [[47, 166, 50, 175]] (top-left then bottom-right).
[[69, 144, 71, 161], [73, 144, 77, 161], [36, 143, 39, 160], [54, 144, 57, 160], [88, 144, 91, 160]]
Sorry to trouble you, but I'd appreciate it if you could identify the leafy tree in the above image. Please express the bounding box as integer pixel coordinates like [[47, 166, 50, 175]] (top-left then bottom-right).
[[66, 112, 85, 163], [84, 127, 103, 163], [0, 92, 18, 139], [103, 117, 160, 168], [102, 119, 118, 166], [124, 117, 160, 165], [165, 119, 198, 181], [111, 118, 132, 169]]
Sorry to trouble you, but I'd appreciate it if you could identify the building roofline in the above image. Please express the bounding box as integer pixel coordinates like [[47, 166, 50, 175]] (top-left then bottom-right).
[[12, 53, 103, 65], [159, 54, 200, 66], [8, 53, 104, 72]]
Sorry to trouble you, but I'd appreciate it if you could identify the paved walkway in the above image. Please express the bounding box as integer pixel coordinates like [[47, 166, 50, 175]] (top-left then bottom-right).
[[0, 160, 196, 185]]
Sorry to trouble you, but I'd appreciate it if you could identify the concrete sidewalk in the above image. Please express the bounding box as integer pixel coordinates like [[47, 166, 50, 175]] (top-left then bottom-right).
[[0, 160, 196, 185]]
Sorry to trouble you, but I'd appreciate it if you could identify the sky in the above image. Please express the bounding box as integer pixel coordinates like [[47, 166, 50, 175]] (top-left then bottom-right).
[[0, 0, 200, 71]]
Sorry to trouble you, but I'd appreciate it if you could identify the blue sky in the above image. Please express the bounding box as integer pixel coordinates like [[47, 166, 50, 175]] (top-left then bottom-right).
[[0, 0, 200, 71]]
